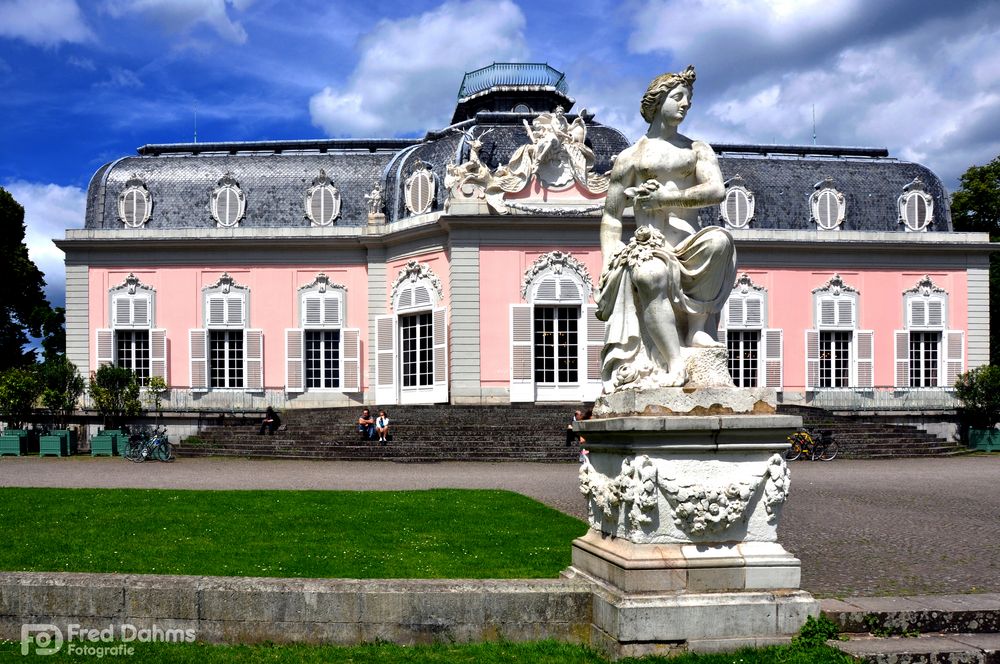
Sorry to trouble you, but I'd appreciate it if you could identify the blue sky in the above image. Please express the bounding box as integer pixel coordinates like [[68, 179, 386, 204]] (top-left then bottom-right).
[[2, 0, 999, 310]]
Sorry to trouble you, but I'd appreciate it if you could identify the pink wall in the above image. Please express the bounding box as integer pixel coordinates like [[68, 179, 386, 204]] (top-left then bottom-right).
[[479, 247, 604, 388], [749, 268, 968, 390], [90, 266, 370, 389]]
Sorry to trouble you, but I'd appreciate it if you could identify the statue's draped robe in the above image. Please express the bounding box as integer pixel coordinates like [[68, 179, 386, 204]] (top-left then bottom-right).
[[595, 225, 736, 391]]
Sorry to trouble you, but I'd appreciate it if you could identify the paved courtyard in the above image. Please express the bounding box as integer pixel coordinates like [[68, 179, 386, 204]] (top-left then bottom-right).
[[1, 455, 998, 598]]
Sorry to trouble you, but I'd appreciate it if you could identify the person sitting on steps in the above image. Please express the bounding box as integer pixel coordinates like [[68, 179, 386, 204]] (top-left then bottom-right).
[[357, 408, 375, 441], [375, 410, 390, 444], [258, 407, 281, 436]]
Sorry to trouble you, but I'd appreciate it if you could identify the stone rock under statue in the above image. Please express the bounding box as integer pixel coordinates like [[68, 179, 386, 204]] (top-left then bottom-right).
[[568, 66, 817, 658]]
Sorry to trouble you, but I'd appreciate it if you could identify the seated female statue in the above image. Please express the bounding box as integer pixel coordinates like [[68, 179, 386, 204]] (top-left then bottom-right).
[[596, 65, 736, 391]]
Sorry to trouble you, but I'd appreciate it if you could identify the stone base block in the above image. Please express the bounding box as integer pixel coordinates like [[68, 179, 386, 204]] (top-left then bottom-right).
[[593, 386, 777, 418], [587, 585, 819, 659], [568, 531, 802, 593]]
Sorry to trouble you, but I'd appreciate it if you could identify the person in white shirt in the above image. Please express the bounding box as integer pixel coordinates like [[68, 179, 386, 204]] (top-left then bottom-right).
[[375, 410, 390, 444]]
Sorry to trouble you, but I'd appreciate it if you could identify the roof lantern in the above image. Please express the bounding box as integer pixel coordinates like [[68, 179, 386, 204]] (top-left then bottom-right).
[[451, 62, 575, 123]]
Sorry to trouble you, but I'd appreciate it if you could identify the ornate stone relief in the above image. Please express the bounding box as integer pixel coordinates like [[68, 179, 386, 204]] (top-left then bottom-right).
[[811, 273, 859, 296], [304, 170, 341, 226], [110, 272, 155, 295], [733, 272, 766, 295], [443, 107, 611, 215], [810, 177, 846, 230], [203, 272, 245, 295], [579, 453, 790, 537], [298, 273, 347, 293], [390, 261, 443, 304], [520, 251, 593, 301], [903, 274, 945, 298]]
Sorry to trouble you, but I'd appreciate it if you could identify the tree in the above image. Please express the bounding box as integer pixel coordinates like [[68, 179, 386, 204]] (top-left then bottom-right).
[[40, 357, 84, 429], [954, 365, 1000, 429], [951, 156, 1000, 365], [89, 365, 141, 429], [0, 187, 53, 370], [0, 367, 42, 429]]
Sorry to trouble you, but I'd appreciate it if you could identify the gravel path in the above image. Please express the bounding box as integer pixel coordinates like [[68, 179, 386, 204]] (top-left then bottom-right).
[[2, 455, 998, 598]]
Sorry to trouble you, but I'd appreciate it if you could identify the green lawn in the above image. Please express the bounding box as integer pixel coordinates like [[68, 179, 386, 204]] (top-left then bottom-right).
[[0, 488, 586, 578], [0, 639, 855, 663]]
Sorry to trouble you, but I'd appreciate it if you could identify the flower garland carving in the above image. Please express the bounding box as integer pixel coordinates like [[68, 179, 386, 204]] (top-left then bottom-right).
[[390, 261, 443, 304]]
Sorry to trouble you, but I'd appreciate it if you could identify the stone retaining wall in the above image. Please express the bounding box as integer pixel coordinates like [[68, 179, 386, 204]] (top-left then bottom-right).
[[0, 572, 592, 646]]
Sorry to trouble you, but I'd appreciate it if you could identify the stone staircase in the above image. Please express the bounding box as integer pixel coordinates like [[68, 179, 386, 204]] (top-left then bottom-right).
[[823, 595, 1000, 663], [179, 404, 582, 462], [777, 405, 967, 458]]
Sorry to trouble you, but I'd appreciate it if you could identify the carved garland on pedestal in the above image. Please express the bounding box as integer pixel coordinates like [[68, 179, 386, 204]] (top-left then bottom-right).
[[579, 453, 790, 536], [520, 251, 593, 301], [390, 261, 444, 305]]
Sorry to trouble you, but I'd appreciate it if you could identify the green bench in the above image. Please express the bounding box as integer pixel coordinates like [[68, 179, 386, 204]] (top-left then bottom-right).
[[969, 428, 1000, 452], [90, 429, 125, 456], [39, 430, 78, 457], [0, 429, 29, 456]]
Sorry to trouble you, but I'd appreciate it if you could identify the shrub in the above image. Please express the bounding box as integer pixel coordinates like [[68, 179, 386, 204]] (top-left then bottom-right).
[[40, 357, 84, 429], [954, 365, 1000, 429], [0, 366, 42, 429], [793, 614, 841, 647], [145, 376, 168, 416], [89, 365, 141, 429]]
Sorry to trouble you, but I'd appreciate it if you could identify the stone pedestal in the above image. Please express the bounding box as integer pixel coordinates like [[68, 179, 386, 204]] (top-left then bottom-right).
[[568, 399, 819, 657], [367, 212, 385, 225]]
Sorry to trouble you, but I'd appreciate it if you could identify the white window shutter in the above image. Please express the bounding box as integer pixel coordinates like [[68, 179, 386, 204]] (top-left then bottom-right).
[[584, 304, 605, 400], [414, 285, 432, 308], [374, 315, 397, 405], [150, 328, 167, 382], [510, 304, 534, 402], [819, 299, 836, 327], [133, 296, 150, 327], [303, 296, 322, 327], [728, 298, 745, 327], [285, 328, 304, 393], [244, 329, 264, 392], [717, 328, 727, 346], [854, 330, 874, 388], [762, 328, 782, 390], [96, 328, 114, 368], [944, 330, 964, 388], [745, 297, 763, 328], [894, 330, 910, 388], [207, 296, 225, 326], [927, 299, 944, 328], [113, 295, 131, 327], [341, 327, 361, 393], [909, 299, 926, 328], [228, 296, 245, 327], [536, 277, 557, 302], [324, 293, 341, 327], [805, 329, 820, 390], [189, 329, 208, 392], [398, 286, 413, 311], [431, 307, 448, 403], [559, 279, 580, 302], [838, 299, 855, 327]]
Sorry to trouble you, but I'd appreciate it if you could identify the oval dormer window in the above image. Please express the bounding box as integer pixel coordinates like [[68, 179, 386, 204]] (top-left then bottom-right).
[[810, 178, 845, 230], [404, 162, 435, 216], [898, 178, 934, 232], [720, 176, 754, 229], [211, 174, 246, 228], [118, 177, 152, 228], [305, 170, 341, 226]]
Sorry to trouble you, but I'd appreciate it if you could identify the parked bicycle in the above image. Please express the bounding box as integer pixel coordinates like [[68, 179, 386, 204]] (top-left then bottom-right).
[[785, 429, 839, 461], [121, 425, 173, 463]]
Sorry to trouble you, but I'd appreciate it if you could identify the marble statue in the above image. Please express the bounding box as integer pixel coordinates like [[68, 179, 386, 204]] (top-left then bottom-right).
[[596, 66, 737, 392], [364, 183, 384, 216]]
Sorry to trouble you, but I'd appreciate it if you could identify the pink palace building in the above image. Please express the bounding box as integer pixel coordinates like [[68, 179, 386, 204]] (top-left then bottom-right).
[[58, 63, 993, 414]]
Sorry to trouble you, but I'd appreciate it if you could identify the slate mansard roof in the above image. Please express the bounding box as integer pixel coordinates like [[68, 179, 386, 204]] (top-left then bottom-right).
[[83, 64, 953, 233]]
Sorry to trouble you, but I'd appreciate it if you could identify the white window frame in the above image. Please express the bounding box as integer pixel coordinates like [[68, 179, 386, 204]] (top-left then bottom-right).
[[118, 180, 152, 228], [211, 175, 246, 228], [719, 177, 755, 229], [194, 273, 261, 392], [304, 172, 341, 226], [898, 178, 934, 232], [810, 178, 846, 231], [895, 276, 960, 389], [100, 274, 166, 383], [287, 275, 356, 394], [807, 274, 870, 390], [719, 274, 782, 390]]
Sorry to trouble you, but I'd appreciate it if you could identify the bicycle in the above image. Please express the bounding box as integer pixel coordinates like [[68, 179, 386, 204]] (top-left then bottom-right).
[[122, 425, 174, 463], [785, 429, 839, 461]]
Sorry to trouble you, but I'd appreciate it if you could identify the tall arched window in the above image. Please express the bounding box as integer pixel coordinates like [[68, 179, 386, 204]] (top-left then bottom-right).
[[718, 273, 782, 389], [895, 275, 962, 389], [806, 274, 871, 390], [285, 274, 359, 394], [190, 273, 262, 392], [509, 251, 603, 403], [95, 273, 166, 386], [374, 261, 448, 405]]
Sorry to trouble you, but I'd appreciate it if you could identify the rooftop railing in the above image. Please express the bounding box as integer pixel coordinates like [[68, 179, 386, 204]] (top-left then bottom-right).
[[458, 63, 568, 98]]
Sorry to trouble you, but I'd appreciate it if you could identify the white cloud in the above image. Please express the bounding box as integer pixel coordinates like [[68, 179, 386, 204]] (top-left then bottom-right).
[[98, 66, 144, 89], [67, 55, 96, 71], [309, 0, 529, 137], [0, 0, 94, 47], [3, 181, 87, 307], [103, 0, 255, 44]]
